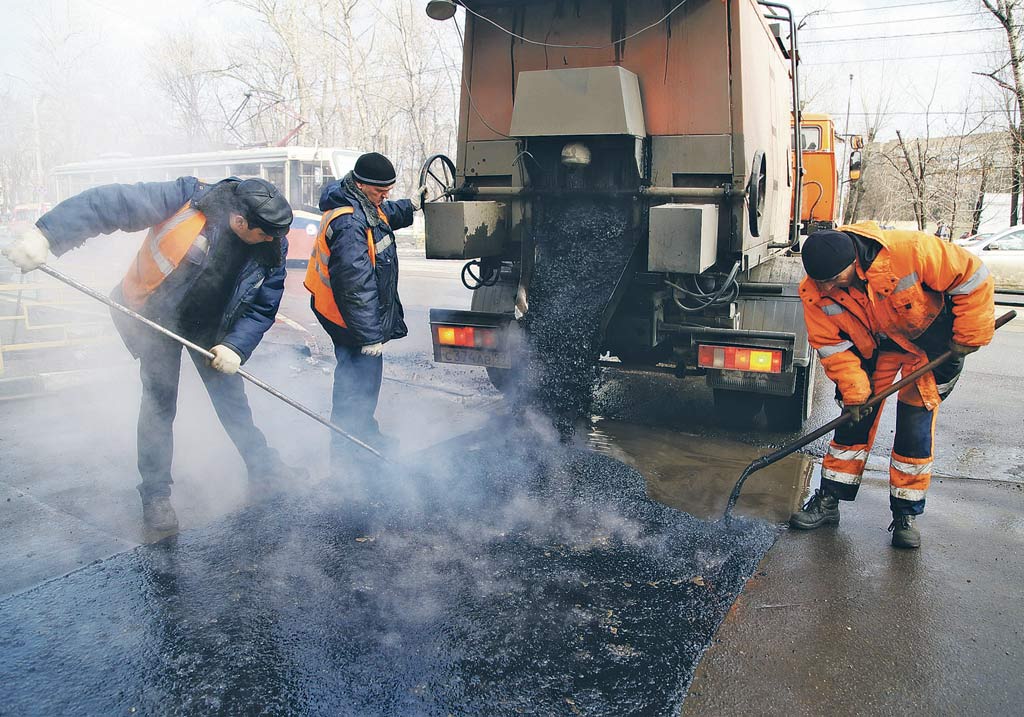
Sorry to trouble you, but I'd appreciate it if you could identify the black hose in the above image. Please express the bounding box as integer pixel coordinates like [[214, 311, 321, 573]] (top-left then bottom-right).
[[461, 259, 502, 290], [666, 260, 741, 313]]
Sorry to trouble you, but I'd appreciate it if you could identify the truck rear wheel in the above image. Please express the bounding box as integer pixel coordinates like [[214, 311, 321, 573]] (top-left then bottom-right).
[[713, 388, 764, 429], [763, 360, 817, 431], [471, 277, 517, 392]]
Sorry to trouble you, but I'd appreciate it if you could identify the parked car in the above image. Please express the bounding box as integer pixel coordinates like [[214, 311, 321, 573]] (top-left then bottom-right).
[[954, 231, 993, 247], [961, 225, 1024, 291]]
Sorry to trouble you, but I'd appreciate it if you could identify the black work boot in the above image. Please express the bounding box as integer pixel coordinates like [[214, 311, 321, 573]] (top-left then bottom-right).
[[888, 513, 921, 549], [789, 488, 841, 530], [142, 495, 179, 533]]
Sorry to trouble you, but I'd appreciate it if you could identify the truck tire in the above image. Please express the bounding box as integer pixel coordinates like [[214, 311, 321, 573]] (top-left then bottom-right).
[[471, 277, 517, 392], [763, 359, 818, 431], [713, 388, 764, 429]]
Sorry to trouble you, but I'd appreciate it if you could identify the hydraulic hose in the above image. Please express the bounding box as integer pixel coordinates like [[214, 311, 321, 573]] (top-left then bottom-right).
[[461, 259, 502, 290], [666, 260, 741, 313]]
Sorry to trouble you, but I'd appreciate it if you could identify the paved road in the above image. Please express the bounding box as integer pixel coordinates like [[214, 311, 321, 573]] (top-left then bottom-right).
[[0, 246, 1022, 714]]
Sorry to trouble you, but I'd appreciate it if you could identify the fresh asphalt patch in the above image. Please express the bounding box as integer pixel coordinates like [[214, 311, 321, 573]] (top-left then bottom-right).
[[1, 429, 778, 716]]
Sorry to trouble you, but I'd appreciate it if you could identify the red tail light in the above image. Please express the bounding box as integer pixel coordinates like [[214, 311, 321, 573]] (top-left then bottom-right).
[[436, 325, 499, 349], [698, 344, 783, 373]]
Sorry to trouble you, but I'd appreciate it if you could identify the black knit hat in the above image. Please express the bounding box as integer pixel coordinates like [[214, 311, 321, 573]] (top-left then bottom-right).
[[353, 152, 397, 187], [802, 230, 857, 280], [235, 178, 293, 237]]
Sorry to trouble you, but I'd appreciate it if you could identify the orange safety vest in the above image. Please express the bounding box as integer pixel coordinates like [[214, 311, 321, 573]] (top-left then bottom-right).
[[304, 204, 392, 328], [121, 203, 208, 309], [800, 221, 994, 408]]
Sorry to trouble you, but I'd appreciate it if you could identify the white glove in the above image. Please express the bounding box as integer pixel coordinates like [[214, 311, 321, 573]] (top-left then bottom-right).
[[410, 185, 429, 211], [360, 342, 384, 357], [210, 345, 242, 374], [2, 228, 50, 272]]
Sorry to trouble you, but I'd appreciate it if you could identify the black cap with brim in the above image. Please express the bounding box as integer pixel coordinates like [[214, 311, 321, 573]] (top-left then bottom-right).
[[236, 178, 293, 236]]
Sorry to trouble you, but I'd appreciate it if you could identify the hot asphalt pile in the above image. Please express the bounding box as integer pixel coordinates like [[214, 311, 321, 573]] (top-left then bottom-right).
[[1, 429, 777, 716], [520, 200, 636, 436]]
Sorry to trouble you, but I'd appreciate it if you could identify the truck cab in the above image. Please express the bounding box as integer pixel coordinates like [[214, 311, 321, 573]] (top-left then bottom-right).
[[791, 113, 863, 234]]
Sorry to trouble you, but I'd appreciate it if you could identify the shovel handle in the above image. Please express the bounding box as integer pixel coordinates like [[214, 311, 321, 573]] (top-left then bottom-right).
[[724, 309, 1017, 519], [37, 263, 387, 462]]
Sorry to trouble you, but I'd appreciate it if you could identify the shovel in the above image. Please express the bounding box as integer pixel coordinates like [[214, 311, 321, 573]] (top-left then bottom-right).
[[723, 309, 1018, 521], [38, 264, 388, 463]]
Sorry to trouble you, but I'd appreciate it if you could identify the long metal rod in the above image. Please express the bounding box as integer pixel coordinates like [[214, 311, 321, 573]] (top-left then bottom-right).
[[37, 264, 386, 462], [722, 309, 1018, 520]]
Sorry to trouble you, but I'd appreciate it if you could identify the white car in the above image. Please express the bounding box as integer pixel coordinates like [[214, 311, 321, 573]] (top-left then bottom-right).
[[961, 226, 1024, 291]]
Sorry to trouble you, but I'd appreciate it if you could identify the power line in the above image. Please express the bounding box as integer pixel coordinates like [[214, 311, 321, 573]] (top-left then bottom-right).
[[460, 0, 690, 49], [822, 110, 1006, 116], [804, 50, 1004, 65], [803, 26, 1003, 44], [802, 11, 989, 31], [814, 0, 960, 15]]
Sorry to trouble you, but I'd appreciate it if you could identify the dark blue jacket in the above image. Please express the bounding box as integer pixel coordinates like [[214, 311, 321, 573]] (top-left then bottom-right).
[[315, 181, 414, 346], [36, 177, 287, 362]]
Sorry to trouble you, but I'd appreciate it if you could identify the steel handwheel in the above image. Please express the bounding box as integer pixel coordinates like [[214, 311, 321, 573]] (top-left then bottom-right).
[[418, 154, 457, 204]]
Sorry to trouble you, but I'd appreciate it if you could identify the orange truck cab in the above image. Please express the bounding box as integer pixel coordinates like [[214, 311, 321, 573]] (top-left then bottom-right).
[[791, 113, 862, 234]]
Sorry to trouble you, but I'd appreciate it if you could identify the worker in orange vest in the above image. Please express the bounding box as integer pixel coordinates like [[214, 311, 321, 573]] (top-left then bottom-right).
[[790, 223, 994, 548], [305, 153, 425, 473], [2, 177, 302, 533]]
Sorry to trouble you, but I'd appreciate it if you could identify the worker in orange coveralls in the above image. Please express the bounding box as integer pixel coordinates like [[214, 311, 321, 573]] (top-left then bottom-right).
[[789, 222, 994, 549]]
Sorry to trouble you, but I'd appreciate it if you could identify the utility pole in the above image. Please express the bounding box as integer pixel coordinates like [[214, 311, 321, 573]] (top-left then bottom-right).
[[838, 73, 854, 223], [32, 96, 44, 203]]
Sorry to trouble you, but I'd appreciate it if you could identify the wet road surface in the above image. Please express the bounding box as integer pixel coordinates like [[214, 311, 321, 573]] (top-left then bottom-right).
[[2, 246, 1023, 714], [1, 429, 776, 715]]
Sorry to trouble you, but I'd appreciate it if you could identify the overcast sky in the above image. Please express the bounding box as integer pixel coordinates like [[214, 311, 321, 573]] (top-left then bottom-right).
[[0, 0, 1011, 145], [787, 0, 1010, 140]]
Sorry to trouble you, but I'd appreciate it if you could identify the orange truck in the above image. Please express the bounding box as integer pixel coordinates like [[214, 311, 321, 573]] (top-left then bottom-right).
[[792, 113, 862, 234], [420, 0, 821, 429]]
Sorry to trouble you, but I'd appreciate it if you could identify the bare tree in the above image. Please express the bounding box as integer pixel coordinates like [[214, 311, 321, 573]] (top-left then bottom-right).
[[150, 35, 239, 151], [844, 81, 894, 223], [977, 1, 1024, 224]]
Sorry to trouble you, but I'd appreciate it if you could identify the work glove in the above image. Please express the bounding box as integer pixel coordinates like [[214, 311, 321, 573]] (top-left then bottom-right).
[[410, 185, 429, 211], [949, 340, 980, 357], [210, 345, 242, 375], [2, 228, 50, 272], [843, 401, 874, 424], [360, 342, 384, 357]]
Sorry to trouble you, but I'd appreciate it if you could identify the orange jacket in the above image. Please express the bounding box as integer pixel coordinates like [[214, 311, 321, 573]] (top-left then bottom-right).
[[800, 221, 994, 409]]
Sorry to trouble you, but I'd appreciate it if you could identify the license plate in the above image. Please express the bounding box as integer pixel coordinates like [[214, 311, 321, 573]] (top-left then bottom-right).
[[437, 346, 511, 369]]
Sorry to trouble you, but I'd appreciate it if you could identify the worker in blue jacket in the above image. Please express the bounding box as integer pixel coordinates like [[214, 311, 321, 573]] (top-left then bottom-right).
[[305, 153, 424, 471], [2, 177, 300, 532]]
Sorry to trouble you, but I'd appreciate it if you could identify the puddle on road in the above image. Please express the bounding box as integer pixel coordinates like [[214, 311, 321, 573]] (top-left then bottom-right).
[[588, 417, 814, 522]]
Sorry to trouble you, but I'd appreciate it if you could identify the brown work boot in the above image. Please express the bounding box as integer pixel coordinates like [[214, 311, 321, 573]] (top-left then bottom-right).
[[888, 513, 921, 549], [142, 495, 179, 533], [789, 488, 840, 530]]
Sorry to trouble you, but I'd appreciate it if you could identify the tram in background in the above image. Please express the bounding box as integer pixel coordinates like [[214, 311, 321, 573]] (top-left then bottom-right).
[[51, 146, 361, 265]]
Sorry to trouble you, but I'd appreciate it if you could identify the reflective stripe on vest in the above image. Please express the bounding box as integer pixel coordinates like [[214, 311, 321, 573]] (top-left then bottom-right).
[[821, 303, 845, 316], [946, 264, 990, 296], [304, 205, 393, 328], [817, 339, 854, 358], [893, 272, 919, 294], [121, 203, 208, 309]]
